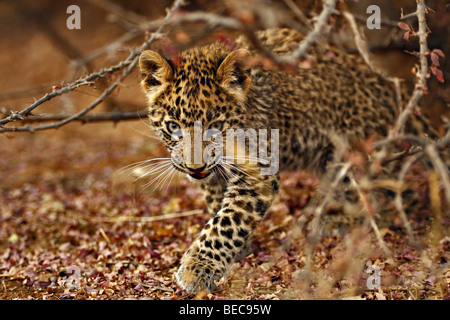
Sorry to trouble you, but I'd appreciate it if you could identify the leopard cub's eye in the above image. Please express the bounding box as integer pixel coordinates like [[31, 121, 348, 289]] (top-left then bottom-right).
[[166, 121, 181, 134], [209, 121, 225, 131]]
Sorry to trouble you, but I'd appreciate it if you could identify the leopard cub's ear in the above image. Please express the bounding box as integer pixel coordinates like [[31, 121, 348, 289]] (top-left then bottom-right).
[[216, 49, 252, 104], [139, 50, 173, 103]]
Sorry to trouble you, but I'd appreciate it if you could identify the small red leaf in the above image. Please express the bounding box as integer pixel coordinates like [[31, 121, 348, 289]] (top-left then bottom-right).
[[398, 22, 410, 31], [430, 52, 440, 66], [433, 48, 445, 57], [403, 30, 411, 41], [430, 66, 444, 83]]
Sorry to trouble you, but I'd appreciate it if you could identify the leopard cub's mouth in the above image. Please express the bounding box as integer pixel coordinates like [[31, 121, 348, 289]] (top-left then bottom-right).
[[188, 171, 212, 180]]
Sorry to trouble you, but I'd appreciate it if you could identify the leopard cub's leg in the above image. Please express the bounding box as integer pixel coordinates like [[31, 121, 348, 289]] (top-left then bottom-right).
[[176, 167, 279, 293], [200, 175, 227, 218], [201, 178, 254, 261]]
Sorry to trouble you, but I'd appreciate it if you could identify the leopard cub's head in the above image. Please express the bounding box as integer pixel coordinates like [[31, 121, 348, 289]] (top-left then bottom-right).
[[138, 44, 252, 180]]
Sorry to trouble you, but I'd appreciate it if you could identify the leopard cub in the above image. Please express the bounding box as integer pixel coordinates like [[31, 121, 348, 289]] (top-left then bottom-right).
[[138, 28, 438, 293]]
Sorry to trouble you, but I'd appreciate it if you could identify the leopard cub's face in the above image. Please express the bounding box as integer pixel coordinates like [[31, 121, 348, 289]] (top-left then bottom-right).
[[139, 46, 252, 181]]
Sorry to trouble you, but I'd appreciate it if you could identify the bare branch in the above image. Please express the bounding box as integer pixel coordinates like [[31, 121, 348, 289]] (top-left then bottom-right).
[[9, 110, 149, 125], [392, 0, 430, 135]]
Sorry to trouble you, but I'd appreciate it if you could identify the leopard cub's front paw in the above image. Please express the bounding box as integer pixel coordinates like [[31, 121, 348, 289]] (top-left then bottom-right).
[[175, 252, 228, 293]]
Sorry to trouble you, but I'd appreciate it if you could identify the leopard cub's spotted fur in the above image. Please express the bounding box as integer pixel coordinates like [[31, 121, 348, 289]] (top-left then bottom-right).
[[138, 28, 439, 293]]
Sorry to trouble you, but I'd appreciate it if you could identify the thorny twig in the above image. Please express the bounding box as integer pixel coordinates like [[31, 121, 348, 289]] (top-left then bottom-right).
[[388, 0, 449, 228], [392, 0, 430, 136], [12, 110, 150, 124], [344, 0, 448, 245]]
